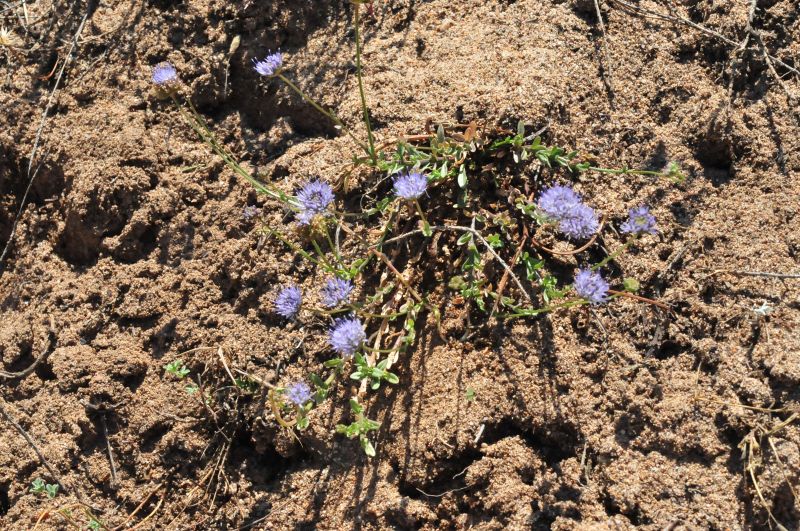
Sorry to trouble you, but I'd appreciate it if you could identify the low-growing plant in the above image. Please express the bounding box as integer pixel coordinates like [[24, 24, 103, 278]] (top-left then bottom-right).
[[163, 359, 189, 379], [30, 478, 58, 499], [151, 2, 680, 456], [336, 399, 381, 457]]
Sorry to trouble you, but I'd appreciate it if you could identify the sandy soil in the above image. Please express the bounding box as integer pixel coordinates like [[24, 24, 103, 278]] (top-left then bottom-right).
[[1, 0, 799, 529]]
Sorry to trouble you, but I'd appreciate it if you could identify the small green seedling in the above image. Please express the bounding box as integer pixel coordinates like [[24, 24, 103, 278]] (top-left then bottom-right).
[[164, 359, 190, 379], [350, 353, 399, 390], [30, 478, 59, 499], [336, 399, 381, 456], [466, 387, 476, 402]]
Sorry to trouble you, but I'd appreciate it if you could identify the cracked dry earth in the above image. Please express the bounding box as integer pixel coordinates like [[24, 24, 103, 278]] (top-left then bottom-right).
[[1, 0, 799, 529]]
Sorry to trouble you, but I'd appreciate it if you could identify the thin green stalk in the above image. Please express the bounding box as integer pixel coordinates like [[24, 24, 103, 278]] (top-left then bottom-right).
[[353, 2, 377, 164], [592, 236, 637, 271], [413, 199, 431, 237], [500, 299, 588, 319], [173, 95, 289, 203], [311, 239, 336, 273], [324, 225, 343, 266], [353, 209, 396, 275], [276, 73, 371, 156], [357, 309, 407, 319], [262, 226, 323, 268]]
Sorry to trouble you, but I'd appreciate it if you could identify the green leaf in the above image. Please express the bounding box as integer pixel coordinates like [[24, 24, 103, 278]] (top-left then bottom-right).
[[44, 484, 59, 499], [421, 220, 432, 237], [457, 166, 468, 188], [30, 479, 45, 494], [324, 358, 344, 369], [385, 372, 399, 384], [457, 232, 472, 246], [349, 399, 363, 414], [361, 436, 376, 457], [296, 416, 309, 430], [486, 234, 503, 248], [466, 387, 476, 401]]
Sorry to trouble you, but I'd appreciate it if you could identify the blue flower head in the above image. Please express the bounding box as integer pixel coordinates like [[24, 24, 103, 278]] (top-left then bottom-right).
[[296, 180, 334, 225], [242, 205, 260, 220], [329, 316, 365, 357], [620, 205, 657, 235], [321, 277, 354, 308], [537, 185, 581, 219], [152, 62, 178, 86], [285, 381, 312, 406], [393, 171, 428, 200], [573, 268, 609, 305], [537, 185, 599, 240], [253, 51, 283, 77], [275, 285, 302, 319], [558, 203, 599, 240]]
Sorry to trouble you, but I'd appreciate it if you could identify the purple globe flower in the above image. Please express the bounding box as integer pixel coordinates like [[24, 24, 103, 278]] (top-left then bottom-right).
[[242, 205, 260, 220], [253, 51, 283, 77], [573, 268, 609, 305], [329, 316, 366, 357], [537, 185, 581, 219], [620, 205, 657, 235], [393, 171, 428, 200], [152, 62, 178, 86], [275, 285, 302, 319], [321, 277, 354, 308], [558, 203, 600, 240], [285, 381, 312, 406], [296, 180, 334, 225], [536, 185, 599, 240]]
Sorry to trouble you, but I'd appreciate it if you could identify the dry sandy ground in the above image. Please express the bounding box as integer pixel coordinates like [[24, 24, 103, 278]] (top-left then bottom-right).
[[1, 0, 799, 529]]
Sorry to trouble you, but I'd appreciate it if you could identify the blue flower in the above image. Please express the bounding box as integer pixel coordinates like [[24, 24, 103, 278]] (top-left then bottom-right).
[[253, 51, 283, 77], [296, 180, 334, 225], [620, 205, 657, 235], [329, 316, 365, 357], [285, 381, 312, 406], [275, 285, 302, 319], [393, 171, 428, 200], [152, 62, 178, 86], [242, 205, 260, 220], [321, 277, 354, 308], [558, 203, 599, 240], [537, 185, 581, 219], [573, 268, 609, 305], [536, 185, 599, 240]]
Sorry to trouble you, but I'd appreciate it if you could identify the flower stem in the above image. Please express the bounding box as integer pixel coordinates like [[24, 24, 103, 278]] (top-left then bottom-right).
[[173, 95, 289, 203], [261, 226, 323, 268], [323, 225, 343, 267], [413, 199, 431, 237], [353, 3, 377, 165], [500, 299, 588, 319], [276, 73, 371, 156], [311, 239, 336, 273], [591, 236, 637, 271]]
